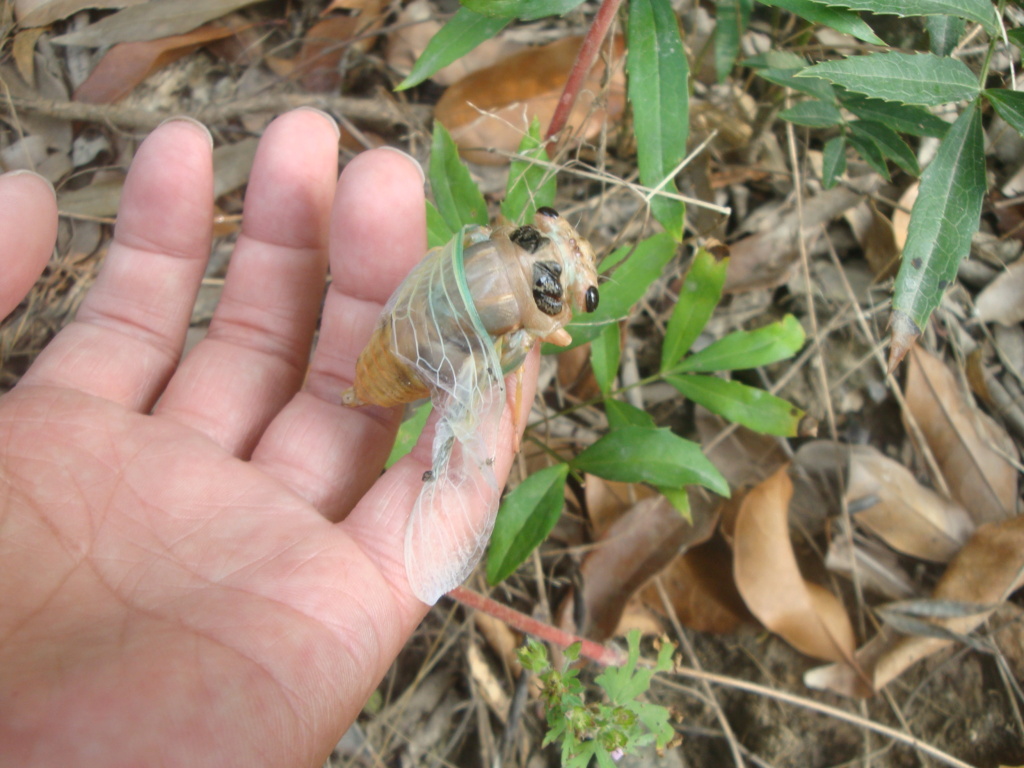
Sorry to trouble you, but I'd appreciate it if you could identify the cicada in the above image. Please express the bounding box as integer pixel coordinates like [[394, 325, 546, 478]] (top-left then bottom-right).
[[342, 207, 599, 604]]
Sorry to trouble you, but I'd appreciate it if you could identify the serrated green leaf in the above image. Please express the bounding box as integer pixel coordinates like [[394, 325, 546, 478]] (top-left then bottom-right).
[[591, 322, 621, 397], [823, 0, 998, 35], [487, 463, 570, 584], [893, 101, 984, 335], [667, 375, 805, 435], [502, 119, 555, 224], [605, 399, 657, 429], [674, 315, 806, 373], [846, 129, 891, 180], [426, 201, 454, 248], [822, 134, 846, 188], [553, 233, 678, 352], [385, 401, 432, 467], [429, 122, 488, 230], [714, 0, 752, 82], [926, 14, 965, 56], [661, 247, 728, 369], [798, 52, 979, 106], [461, 0, 585, 20], [572, 426, 729, 496], [396, 7, 509, 91], [849, 120, 920, 175], [839, 91, 950, 137], [627, 0, 689, 241], [779, 99, 845, 127], [759, 67, 838, 102], [759, 0, 884, 45], [985, 88, 1024, 139]]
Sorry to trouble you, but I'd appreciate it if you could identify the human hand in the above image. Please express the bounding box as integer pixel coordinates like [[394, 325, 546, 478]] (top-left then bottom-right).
[[0, 110, 536, 766]]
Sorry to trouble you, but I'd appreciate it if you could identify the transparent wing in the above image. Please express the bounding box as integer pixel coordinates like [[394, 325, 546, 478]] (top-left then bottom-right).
[[388, 229, 507, 604]]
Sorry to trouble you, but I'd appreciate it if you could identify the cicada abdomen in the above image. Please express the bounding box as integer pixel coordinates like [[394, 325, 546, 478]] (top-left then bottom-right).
[[342, 207, 599, 604]]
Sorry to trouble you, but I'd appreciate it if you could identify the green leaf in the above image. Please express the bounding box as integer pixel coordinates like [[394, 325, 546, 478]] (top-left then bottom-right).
[[661, 246, 728, 369], [779, 99, 844, 127], [839, 91, 950, 137], [605, 399, 656, 430], [798, 52, 979, 106], [487, 463, 570, 584], [674, 315, 805, 373], [426, 200, 454, 248], [926, 14, 965, 56], [1009, 28, 1024, 50], [849, 120, 920, 176], [758, 0, 884, 45], [572, 426, 729, 496], [396, 7, 509, 91], [821, 134, 846, 188], [385, 402, 432, 467], [429, 122, 488, 230], [892, 100, 985, 337], [554, 233, 678, 351], [461, 0, 585, 20], [714, 0, 752, 82], [627, 0, 689, 241], [591, 322, 621, 397], [846, 129, 891, 181], [667, 375, 806, 436], [502, 118, 555, 224], [821, 0, 998, 35], [758, 67, 838, 102], [985, 89, 1024, 139], [658, 486, 692, 520]]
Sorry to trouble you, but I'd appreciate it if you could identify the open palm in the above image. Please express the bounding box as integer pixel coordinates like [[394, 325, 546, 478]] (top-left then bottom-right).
[[0, 111, 534, 767]]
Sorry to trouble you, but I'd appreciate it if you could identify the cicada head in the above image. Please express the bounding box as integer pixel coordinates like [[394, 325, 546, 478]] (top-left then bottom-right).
[[532, 207, 599, 316]]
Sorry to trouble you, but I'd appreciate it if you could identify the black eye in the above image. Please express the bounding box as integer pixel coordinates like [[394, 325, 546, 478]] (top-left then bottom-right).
[[585, 286, 599, 312], [537, 206, 559, 218]]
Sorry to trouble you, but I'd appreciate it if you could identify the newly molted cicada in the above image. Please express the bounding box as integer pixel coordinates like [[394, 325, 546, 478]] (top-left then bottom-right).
[[342, 207, 599, 604]]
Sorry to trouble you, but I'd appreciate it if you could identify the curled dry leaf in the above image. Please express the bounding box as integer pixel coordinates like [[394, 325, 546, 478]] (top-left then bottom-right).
[[975, 259, 1024, 326], [733, 466, 856, 663], [435, 35, 626, 165], [905, 346, 1018, 524], [843, 199, 900, 280], [15, 0, 144, 28]]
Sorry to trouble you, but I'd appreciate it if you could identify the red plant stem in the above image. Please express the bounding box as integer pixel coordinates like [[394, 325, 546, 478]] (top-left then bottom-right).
[[448, 585, 625, 667], [544, 0, 625, 153]]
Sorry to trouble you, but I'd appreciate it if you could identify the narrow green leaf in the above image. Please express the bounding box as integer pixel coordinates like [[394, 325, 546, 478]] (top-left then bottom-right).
[[798, 52, 979, 106], [661, 247, 728, 370], [591, 322, 621, 397], [849, 120, 921, 176], [714, 0, 752, 82], [985, 89, 1024, 139], [627, 0, 688, 241], [501, 118, 555, 224], [846, 129, 891, 181], [822, 134, 846, 189], [658, 486, 692, 520], [779, 100, 845, 127], [605, 399, 656, 430], [554, 233, 678, 351], [396, 7, 509, 91], [667, 375, 805, 436], [758, 67, 838, 102], [926, 14, 965, 56], [674, 315, 806, 373], [822, 0, 998, 35], [429, 122, 488, 231], [759, 0, 884, 45], [426, 200, 454, 248], [461, 0, 585, 20], [892, 100, 985, 336], [839, 91, 950, 137], [487, 463, 570, 584], [1009, 28, 1024, 50], [385, 402, 432, 467], [572, 426, 729, 496]]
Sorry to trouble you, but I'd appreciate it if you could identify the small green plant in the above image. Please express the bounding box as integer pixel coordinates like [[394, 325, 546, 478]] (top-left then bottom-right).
[[519, 630, 678, 767]]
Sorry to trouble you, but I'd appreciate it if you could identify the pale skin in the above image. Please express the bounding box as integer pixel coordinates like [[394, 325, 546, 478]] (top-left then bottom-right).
[[0, 109, 537, 766]]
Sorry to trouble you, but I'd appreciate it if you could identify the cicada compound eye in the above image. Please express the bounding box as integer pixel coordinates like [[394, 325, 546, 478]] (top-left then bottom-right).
[[585, 286, 599, 312], [537, 206, 560, 218]]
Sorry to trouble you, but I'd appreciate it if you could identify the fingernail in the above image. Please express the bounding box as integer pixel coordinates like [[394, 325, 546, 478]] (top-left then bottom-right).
[[379, 146, 426, 185], [1, 169, 56, 202], [157, 115, 213, 150], [294, 106, 341, 139]]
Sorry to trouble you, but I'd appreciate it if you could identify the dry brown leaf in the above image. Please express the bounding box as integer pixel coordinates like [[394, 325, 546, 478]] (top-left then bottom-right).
[[555, 343, 601, 402], [292, 3, 384, 93], [467, 642, 510, 722], [583, 474, 655, 538], [12, 27, 46, 83], [905, 346, 1018, 524], [15, 0, 144, 27], [73, 23, 239, 104], [844, 199, 900, 280], [892, 181, 918, 252], [57, 176, 125, 218], [848, 444, 975, 562], [976, 259, 1024, 326], [733, 466, 856, 663], [435, 35, 626, 165]]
